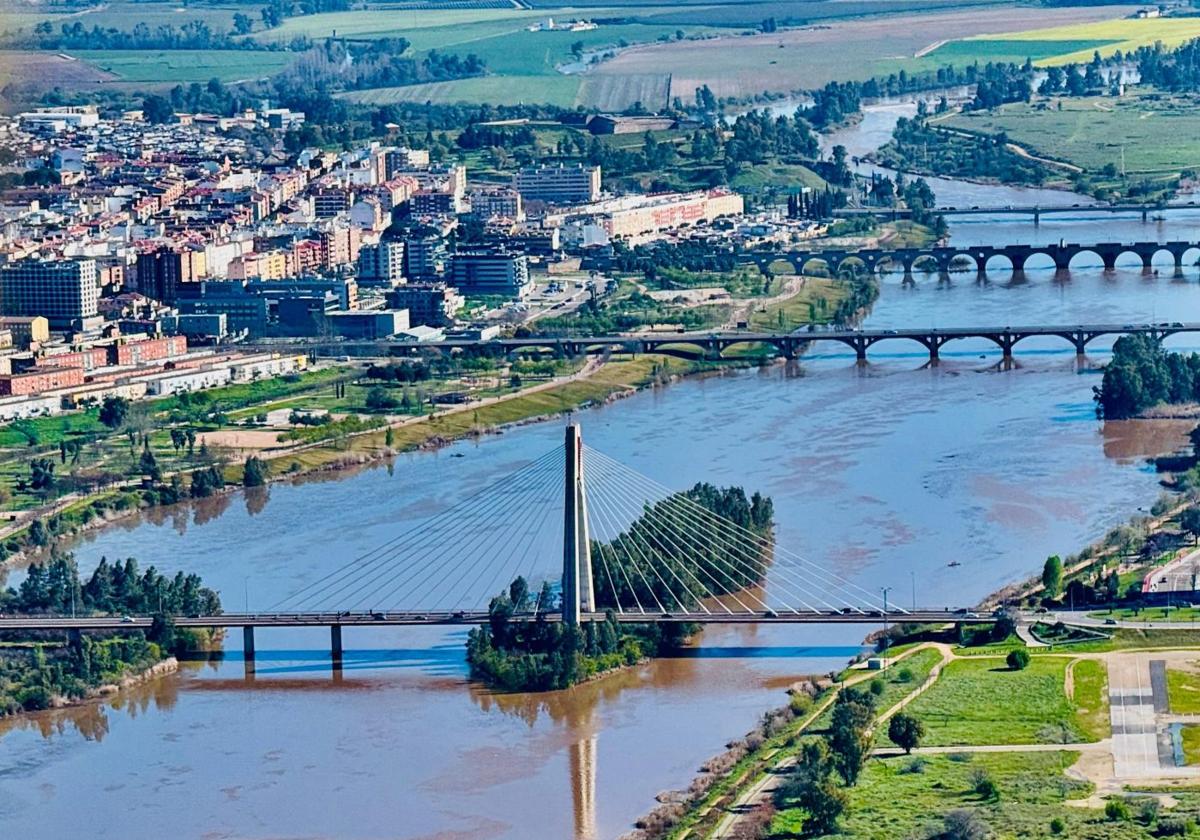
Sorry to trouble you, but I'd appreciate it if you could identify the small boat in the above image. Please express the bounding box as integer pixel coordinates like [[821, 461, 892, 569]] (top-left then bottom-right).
[[947, 560, 962, 568]]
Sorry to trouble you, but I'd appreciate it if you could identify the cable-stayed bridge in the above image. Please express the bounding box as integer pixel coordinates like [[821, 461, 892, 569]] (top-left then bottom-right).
[[1, 425, 992, 660]]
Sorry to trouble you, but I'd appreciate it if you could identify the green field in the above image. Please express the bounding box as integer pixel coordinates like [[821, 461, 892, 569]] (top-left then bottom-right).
[[925, 37, 1119, 65], [1184, 725, 1200, 765], [903, 657, 1088, 746], [942, 93, 1200, 176], [1071, 659, 1110, 740], [775, 751, 1092, 840], [965, 16, 1200, 66], [73, 49, 295, 83], [1168, 666, 1200, 714]]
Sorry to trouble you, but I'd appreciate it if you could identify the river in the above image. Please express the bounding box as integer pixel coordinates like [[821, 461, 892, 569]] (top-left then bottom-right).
[[5, 118, 1200, 840]]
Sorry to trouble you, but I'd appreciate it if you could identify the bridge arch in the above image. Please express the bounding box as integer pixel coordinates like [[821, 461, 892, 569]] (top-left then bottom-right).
[[797, 256, 835, 277], [981, 252, 1017, 274]]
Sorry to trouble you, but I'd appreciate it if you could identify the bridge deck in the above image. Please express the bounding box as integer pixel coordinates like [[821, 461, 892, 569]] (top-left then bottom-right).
[[0, 609, 989, 631]]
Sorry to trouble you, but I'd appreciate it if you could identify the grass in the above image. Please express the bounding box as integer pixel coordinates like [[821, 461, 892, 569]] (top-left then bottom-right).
[[1168, 666, 1200, 714], [941, 92, 1200, 177], [903, 656, 1088, 746], [777, 751, 1092, 840], [1089, 605, 1200, 624], [1071, 658, 1110, 740], [1183, 725, 1200, 765], [71, 49, 295, 83], [926, 37, 1120, 65], [747, 277, 847, 332]]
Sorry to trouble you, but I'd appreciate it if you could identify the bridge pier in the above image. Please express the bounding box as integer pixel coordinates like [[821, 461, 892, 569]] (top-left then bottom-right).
[[331, 624, 343, 670], [242, 625, 255, 662]]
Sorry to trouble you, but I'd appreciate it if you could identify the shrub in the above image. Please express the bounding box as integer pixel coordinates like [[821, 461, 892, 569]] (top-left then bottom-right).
[[896, 666, 915, 683], [969, 769, 999, 801], [942, 808, 990, 840], [1137, 797, 1161, 826], [1106, 799, 1131, 822], [1050, 817, 1066, 834], [869, 678, 885, 696], [1006, 648, 1031, 671], [789, 692, 813, 715], [1155, 817, 1195, 836]]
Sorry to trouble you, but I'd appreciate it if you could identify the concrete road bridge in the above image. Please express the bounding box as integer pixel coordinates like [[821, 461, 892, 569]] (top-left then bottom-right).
[[2, 426, 992, 666], [258, 321, 1200, 362]]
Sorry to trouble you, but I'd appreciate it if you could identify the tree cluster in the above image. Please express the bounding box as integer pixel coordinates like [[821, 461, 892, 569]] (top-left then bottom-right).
[[1094, 334, 1200, 420], [591, 483, 773, 611], [7, 553, 220, 618]]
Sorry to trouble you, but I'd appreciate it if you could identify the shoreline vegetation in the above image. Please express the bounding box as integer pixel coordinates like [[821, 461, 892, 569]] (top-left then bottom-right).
[[467, 484, 774, 692], [0, 552, 220, 718]]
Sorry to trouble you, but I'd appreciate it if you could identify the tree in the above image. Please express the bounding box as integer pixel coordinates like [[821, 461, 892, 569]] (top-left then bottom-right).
[[1006, 648, 1031, 671], [887, 712, 925, 754], [1181, 507, 1200, 545], [243, 456, 268, 488], [99, 396, 130, 429], [365, 387, 399, 411], [232, 12, 253, 34], [142, 94, 175, 125], [828, 687, 875, 785], [140, 440, 161, 481], [1042, 554, 1064, 598], [773, 740, 846, 835]]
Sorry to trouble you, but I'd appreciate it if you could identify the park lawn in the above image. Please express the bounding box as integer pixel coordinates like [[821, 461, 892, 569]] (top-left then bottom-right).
[[72, 49, 295, 83], [772, 751, 1091, 840], [0, 410, 105, 448], [1071, 658, 1110, 740], [903, 656, 1088, 746], [729, 161, 828, 196], [1184, 725, 1200, 765], [942, 93, 1200, 176], [747, 277, 847, 332], [1089, 605, 1200, 623], [1168, 666, 1200, 714]]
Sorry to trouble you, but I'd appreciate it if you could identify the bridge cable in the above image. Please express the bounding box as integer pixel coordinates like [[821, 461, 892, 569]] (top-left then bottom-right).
[[584, 458, 719, 615], [587, 456, 743, 614], [266, 446, 562, 612], [357, 453, 563, 611], [586, 454, 767, 615], [585, 446, 897, 613], [585, 447, 845, 613]]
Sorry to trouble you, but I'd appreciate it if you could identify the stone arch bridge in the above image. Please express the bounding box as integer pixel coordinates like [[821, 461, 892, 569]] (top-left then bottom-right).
[[743, 241, 1200, 277]]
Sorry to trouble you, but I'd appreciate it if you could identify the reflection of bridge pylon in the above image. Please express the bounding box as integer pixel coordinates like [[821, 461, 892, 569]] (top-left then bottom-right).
[[562, 423, 595, 626], [569, 730, 598, 840]]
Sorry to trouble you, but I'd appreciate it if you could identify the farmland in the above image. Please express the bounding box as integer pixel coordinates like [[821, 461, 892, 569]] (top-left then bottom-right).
[[72, 49, 296, 84], [591, 5, 1141, 102], [948, 16, 1200, 67], [0, 1, 267, 36], [941, 92, 1200, 177]]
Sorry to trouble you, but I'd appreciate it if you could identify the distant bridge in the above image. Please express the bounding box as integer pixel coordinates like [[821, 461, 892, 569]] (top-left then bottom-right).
[[3, 426, 984, 667], [832, 203, 1195, 222], [740, 239, 1200, 278], [258, 321, 1200, 362]]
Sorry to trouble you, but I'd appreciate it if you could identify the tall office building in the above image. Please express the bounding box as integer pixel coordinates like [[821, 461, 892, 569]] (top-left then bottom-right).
[[0, 257, 100, 330]]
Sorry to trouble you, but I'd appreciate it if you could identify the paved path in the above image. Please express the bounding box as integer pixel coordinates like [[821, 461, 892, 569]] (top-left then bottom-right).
[[1109, 653, 1163, 778]]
